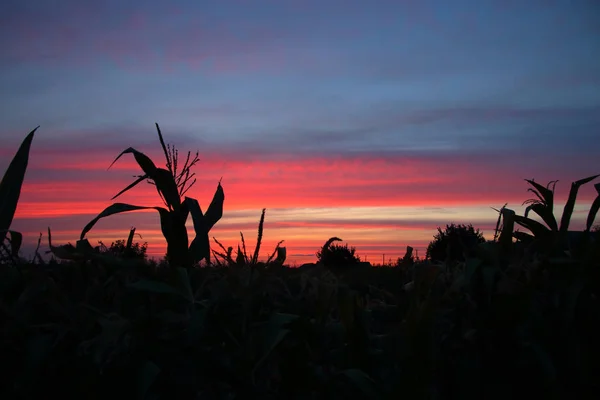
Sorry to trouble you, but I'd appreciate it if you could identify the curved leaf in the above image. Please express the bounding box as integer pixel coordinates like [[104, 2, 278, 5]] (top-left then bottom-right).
[[0, 126, 38, 236], [525, 179, 554, 208], [0, 229, 23, 257], [110, 174, 148, 200], [186, 198, 210, 264], [80, 203, 167, 240], [109, 147, 157, 175], [525, 203, 558, 231], [560, 174, 600, 232], [514, 215, 552, 238], [153, 167, 181, 211], [585, 183, 600, 232], [47, 228, 96, 261], [155, 123, 171, 171], [204, 181, 224, 231], [108, 146, 181, 211], [513, 231, 535, 243]]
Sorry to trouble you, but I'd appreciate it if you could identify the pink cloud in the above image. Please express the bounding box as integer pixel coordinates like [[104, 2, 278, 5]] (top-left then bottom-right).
[[8, 141, 598, 264]]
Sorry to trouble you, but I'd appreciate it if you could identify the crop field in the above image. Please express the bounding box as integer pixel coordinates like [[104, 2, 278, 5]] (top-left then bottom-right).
[[1, 127, 599, 399]]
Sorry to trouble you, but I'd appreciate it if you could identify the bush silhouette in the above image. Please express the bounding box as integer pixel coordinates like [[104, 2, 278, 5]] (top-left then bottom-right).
[[316, 237, 361, 268], [426, 223, 485, 263], [100, 239, 148, 260]]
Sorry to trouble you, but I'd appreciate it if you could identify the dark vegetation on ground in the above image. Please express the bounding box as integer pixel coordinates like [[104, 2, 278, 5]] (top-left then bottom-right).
[[1, 126, 599, 399]]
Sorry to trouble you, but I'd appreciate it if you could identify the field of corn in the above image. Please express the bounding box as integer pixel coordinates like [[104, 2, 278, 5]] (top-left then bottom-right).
[[1, 126, 599, 399]]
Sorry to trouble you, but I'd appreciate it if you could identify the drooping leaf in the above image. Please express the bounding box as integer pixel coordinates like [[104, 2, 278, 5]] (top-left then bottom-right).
[[204, 181, 224, 230], [524, 203, 558, 231], [47, 227, 85, 260], [524, 179, 555, 209], [81, 203, 168, 240], [514, 215, 552, 238], [155, 123, 171, 172], [513, 231, 535, 243], [560, 174, 600, 232], [185, 197, 205, 235], [111, 174, 148, 200], [108, 147, 181, 211], [0, 126, 38, 239], [0, 229, 23, 257], [109, 147, 157, 175], [153, 167, 181, 211], [585, 183, 600, 231], [185, 197, 210, 264]]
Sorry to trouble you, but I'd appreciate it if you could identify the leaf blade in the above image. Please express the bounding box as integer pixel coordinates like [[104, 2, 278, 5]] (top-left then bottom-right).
[[80, 203, 166, 240], [0, 126, 38, 235]]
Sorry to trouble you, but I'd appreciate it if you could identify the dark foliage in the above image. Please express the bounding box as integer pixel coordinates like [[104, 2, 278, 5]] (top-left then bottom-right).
[[99, 239, 148, 260], [426, 223, 485, 263], [316, 242, 361, 268]]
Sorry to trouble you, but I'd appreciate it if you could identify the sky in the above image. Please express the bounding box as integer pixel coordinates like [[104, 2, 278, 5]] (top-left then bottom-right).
[[1, 0, 599, 265]]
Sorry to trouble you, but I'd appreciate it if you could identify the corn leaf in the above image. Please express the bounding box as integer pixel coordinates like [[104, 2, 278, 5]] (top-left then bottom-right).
[[155, 123, 171, 172], [0, 229, 22, 257], [185, 197, 210, 264], [0, 126, 38, 238], [514, 215, 552, 238], [109, 147, 181, 211], [153, 167, 182, 211], [204, 181, 225, 230], [560, 174, 600, 232], [514, 231, 535, 242], [109, 147, 157, 175], [47, 227, 89, 260], [80, 203, 169, 240], [110, 174, 148, 200], [525, 179, 554, 208], [525, 203, 558, 231], [585, 183, 600, 231]]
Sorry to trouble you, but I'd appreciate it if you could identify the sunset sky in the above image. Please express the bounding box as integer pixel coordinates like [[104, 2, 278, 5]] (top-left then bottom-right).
[[1, 0, 599, 265]]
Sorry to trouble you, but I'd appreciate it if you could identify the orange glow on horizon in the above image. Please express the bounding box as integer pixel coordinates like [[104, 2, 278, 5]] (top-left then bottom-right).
[[9, 148, 598, 265]]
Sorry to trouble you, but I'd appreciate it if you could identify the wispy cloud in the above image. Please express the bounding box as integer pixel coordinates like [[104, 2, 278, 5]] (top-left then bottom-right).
[[1, 0, 599, 263]]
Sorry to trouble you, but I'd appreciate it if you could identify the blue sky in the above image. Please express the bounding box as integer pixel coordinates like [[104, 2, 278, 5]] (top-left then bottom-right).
[[1, 0, 599, 263]]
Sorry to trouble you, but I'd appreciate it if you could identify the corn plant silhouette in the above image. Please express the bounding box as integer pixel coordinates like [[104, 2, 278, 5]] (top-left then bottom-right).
[[511, 176, 600, 240], [80, 123, 224, 268], [0, 126, 38, 263]]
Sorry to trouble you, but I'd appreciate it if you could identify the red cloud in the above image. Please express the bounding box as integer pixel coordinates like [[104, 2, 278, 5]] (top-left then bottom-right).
[[9, 144, 598, 264]]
